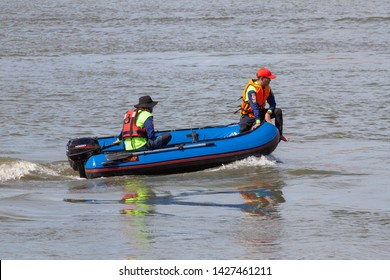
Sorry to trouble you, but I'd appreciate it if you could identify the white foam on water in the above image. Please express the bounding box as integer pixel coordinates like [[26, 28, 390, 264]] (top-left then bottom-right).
[[209, 155, 277, 172], [0, 159, 63, 183]]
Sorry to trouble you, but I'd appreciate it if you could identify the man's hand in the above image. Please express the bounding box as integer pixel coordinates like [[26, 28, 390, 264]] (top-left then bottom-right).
[[251, 123, 260, 130]]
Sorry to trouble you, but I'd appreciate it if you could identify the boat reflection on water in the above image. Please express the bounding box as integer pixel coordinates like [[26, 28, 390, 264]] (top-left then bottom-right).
[[120, 179, 158, 216], [65, 177, 286, 258], [238, 185, 285, 216], [65, 177, 285, 217], [118, 179, 285, 217]]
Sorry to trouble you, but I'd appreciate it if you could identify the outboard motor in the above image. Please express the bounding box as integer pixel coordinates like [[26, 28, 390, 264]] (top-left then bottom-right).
[[66, 137, 100, 178]]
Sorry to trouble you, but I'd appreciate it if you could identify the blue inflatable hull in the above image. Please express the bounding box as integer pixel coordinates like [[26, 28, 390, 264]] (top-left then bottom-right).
[[68, 122, 279, 179]]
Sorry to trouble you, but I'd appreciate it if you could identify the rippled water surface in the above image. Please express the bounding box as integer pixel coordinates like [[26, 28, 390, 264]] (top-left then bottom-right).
[[1, 0, 389, 259]]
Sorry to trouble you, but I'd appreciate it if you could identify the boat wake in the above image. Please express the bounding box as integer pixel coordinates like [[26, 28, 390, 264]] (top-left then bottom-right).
[[0, 157, 77, 183], [0, 155, 279, 183], [209, 155, 277, 172]]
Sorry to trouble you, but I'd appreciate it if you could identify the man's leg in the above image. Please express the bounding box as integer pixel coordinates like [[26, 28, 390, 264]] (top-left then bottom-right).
[[273, 108, 288, 142], [239, 115, 255, 133], [147, 133, 172, 150]]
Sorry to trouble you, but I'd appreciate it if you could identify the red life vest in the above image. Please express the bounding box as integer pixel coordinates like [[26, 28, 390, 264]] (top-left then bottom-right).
[[121, 109, 147, 139]]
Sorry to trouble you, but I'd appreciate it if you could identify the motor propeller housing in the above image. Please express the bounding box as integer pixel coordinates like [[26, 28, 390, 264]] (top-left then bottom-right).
[[66, 137, 100, 176]]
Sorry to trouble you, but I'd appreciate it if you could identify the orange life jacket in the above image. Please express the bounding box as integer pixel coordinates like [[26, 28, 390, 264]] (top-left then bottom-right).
[[121, 109, 147, 139], [240, 79, 271, 117]]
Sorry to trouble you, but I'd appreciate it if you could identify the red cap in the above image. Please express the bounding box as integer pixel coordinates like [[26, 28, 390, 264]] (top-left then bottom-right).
[[256, 68, 276, 79]]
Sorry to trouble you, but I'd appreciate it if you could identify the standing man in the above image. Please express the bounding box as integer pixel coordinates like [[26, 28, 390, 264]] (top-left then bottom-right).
[[239, 67, 289, 142], [114, 95, 172, 151]]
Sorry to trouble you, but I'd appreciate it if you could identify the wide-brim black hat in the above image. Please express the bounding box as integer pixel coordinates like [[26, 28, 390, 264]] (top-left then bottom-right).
[[134, 95, 158, 108]]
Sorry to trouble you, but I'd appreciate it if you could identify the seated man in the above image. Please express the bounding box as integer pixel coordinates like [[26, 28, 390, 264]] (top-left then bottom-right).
[[114, 95, 172, 151], [239, 67, 289, 142]]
